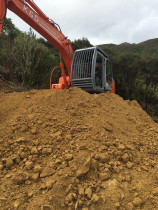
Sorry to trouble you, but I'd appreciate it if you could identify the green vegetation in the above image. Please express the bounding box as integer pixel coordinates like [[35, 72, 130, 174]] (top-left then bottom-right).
[[0, 18, 157, 119], [100, 41, 158, 119], [100, 39, 158, 58]]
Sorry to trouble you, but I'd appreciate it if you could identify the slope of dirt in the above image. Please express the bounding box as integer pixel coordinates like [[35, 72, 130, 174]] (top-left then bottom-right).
[[0, 88, 158, 210]]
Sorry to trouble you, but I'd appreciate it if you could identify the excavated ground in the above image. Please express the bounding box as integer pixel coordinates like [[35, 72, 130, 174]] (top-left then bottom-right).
[[0, 88, 158, 210]]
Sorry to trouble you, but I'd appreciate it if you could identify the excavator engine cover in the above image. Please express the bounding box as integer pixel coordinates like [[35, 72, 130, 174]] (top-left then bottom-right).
[[71, 46, 114, 93]]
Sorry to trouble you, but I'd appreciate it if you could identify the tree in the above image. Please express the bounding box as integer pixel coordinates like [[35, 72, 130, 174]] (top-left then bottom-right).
[[1, 18, 19, 36], [12, 29, 48, 88], [141, 57, 158, 110], [71, 38, 93, 51], [113, 52, 142, 100], [0, 18, 20, 71]]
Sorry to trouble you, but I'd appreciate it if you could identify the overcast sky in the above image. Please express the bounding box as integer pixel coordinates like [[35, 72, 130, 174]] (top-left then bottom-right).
[[6, 0, 158, 45]]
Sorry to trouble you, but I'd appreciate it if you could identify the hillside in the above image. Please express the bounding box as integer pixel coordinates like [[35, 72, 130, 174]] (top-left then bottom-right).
[[0, 88, 158, 209], [99, 38, 158, 58]]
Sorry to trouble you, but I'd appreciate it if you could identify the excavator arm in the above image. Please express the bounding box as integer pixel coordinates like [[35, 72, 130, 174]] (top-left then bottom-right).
[[0, 0, 73, 88]]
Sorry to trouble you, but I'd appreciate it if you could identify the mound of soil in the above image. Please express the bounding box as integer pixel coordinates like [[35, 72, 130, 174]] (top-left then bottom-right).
[[0, 88, 158, 210]]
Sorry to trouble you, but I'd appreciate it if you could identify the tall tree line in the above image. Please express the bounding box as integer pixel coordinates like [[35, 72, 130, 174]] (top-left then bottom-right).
[[103, 48, 158, 117]]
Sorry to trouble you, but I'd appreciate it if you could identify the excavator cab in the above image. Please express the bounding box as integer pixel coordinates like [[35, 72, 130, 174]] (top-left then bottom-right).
[[71, 46, 114, 93]]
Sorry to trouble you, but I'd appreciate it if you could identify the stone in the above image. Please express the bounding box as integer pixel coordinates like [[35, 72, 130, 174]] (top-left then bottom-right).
[[42, 205, 55, 210], [15, 156, 21, 164], [15, 137, 26, 143], [125, 175, 131, 182], [6, 158, 14, 168], [40, 184, 47, 190], [12, 174, 25, 185], [34, 164, 42, 173], [48, 196, 53, 201], [85, 188, 92, 199], [55, 159, 61, 164], [49, 161, 55, 168], [0, 163, 4, 170], [126, 161, 133, 169], [25, 161, 34, 170], [65, 134, 72, 140], [66, 184, 72, 193], [153, 187, 158, 196], [20, 125, 29, 132], [0, 197, 7, 201], [113, 166, 120, 173], [76, 157, 91, 178], [42, 148, 52, 155], [98, 153, 110, 163], [91, 194, 99, 202], [28, 191, 33, 198], [122, 153, 129, 163], [13, 200, 20, 208], [104, 123, 113, 132], [78, 187, 84, 196], [50, 131, 62, 139], [118, 144, 125, 151], [31, 173, 39, 181], [6, 174, 12, 178], [66, 193, 77, 203], [75, 200, 83, 209], [31, 147, 38, 155], [25, 180, 31, 185], [99, 172, 110, 181], [115, 202, 120, 209], [19, 152, 27, 159], [12, 154, 20, 161], [132, 197, 143, 207], [40, 167, 55, 178], [126, 144, 135, 150], [126, 202, 134, 210], [64, 154, 73, 161], [141, 165, 149, 171], [31, 128, 38, 134], [117, 175, 125, 182], [46, 180, 54, 190], [90, 158, 98, 171]]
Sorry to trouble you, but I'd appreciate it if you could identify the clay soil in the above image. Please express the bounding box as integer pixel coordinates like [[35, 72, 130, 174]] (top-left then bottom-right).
[[0, 88, 158, 210]]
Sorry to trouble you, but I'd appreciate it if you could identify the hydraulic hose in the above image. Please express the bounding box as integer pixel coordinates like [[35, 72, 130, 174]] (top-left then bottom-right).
[[51, 21, 62, 33], [54, 22, 62, 32], [0, 0, 7, 24]]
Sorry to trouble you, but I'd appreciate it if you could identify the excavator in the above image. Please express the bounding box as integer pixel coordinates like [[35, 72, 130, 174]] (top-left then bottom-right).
[[0, 0, 115, 93]]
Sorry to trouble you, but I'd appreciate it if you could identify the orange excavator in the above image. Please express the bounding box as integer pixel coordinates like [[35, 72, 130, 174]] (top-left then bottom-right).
[[0, 0, 115, 93]]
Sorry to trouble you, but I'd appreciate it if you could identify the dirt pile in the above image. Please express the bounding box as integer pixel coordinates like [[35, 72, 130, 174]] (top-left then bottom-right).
[[0, 88, 158, 210]]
